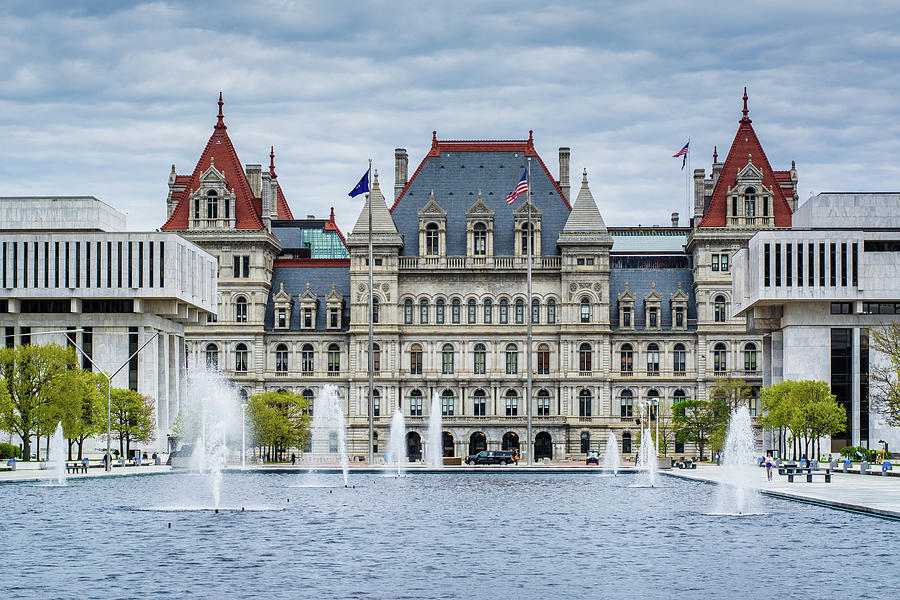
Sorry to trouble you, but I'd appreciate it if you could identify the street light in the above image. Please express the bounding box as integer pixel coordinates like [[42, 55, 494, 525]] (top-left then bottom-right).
[[241, 403, 248, 469]]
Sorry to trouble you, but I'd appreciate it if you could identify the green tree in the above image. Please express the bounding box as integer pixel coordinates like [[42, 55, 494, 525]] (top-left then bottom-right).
[[790, 380, 846, 460], [247, 390, 310, 462], [672, 399, 728, 461], [57, 371, 107, 460], [109, 388, 155, 457], [760, 381, 796, 458], [709, 378, 753, 413], [870, 323, 900, 426], [0, 344, 76, 460]]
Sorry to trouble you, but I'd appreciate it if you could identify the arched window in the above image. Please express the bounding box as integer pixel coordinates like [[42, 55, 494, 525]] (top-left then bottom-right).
[[205, 343, 219, 369], [207, 190, 218, 219], [744, 342, 758, 373], [647, 389, 660, 420], [373, 389, 380, 417], [537, 389, 550, 416], [499, 298, 509, 324], [580, 431, 591, 454], [442, 343, 454, 374], [403, 299, 413, 324], [419, 298, 429, 324], [714, 295, 727, 322], [537, 343, 550, 375], [744, 187, 756, 217], [371, 297, 379, 324], [302, 389, 314, 420], [473, 343, 486, 375], [620, 389, 634, 418], [275, 343, 288, 373], [647, 343, 660, 374], [673, 389, 686, 403], [505, 389, 518, 416], [505, 343, 518, 374], [547, 298, 557, 324], [235, 296, 248, 323], [435, 299, 445, 324], [713, 342, 727, 373], [531, 298, 540, 324], [620, 344, 633, 373], [441, 389, 454, 416], [467, 299, 477, 324], [425, 223, 439, 255], [451, 298, 461, 324], [409, 343, 423, 375], [579, 389, 592, 417], [473, 222, 487, 256], [372, 342, 381, 373], [410, 389, 423, 416], [579, 343, 592, 372], [234, 343, 248, 373], [301, 343, 314, 374], [473, 388, 487, 416], [580, 297, 591, 323], [515, 298, 524, 324], [483, 298, 493, 324], [327, 343, 340, 374], [622, 432, 632, 454], [673, 343, 686, 374], [520, 222, 535, 255]]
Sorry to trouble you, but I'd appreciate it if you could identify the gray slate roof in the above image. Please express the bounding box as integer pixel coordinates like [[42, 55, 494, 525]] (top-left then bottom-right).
[[391, 150, 569, 256], [264, 265, 350, 331], [609, 267, 696, 329], [563, 169, 607, 233], [352, 170, 399, 235]]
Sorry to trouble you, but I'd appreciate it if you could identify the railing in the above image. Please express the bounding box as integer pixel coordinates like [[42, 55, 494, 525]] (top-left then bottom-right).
[[726, 216, 774, 228], [397, 255, 562, 270], [188, 217, 237, 229]]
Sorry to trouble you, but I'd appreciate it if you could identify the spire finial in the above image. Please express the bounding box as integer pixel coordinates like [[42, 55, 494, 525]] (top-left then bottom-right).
[[582, 167, 588, 184], [713, 146, 718, 163], [478, 189, 482, 201], [373, 169, 379, 188], [432, 130, 437, 142], [215, 92, 226, 130], [330, 207, 335, 221], [528, 130, 534, 144], [741, 86, 750, 122], [269, 146, 277, 178], [305, 281, 310, 292]]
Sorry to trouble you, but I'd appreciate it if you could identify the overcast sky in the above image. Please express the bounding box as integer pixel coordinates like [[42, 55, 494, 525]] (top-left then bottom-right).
[[2, 1, 900, 234]]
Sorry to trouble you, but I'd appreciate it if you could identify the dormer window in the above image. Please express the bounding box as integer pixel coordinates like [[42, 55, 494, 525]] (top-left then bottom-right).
[[277, 309, 287, 328], [473, 223, 487, 255], [744, 187, 756, 217], [466, 192, 494, 257], [207, 190, 218, 219], [520, 223, 535, 256], [194, 198, 200, 219], [325, 283, 343, 330], [425, 223, 439, 255]]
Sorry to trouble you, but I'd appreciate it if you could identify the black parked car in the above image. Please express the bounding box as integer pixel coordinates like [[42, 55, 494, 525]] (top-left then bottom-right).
[[586, 451, 600, 465], [465, 450, 518, 465]]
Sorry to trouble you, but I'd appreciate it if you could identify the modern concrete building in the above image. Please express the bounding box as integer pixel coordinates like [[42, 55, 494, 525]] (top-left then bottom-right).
[[733, 192, 900, 452], [0, 196, 217, 453]]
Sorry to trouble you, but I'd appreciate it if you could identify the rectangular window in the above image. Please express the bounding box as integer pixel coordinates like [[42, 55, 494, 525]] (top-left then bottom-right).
[[721, 254, 729, 272], [64, 242, 69, 288], [764, 243, 770, 287], [148, 241, 153, 288], [85, 242, 91, 288], [829, 243, 836, 286], [159, 242, 165, 287], [499, 303, 507, 324], [452, 302, 461, 324], [483, 303, 491, 324], [22, 242, 28, 288], [851, 242, 858, 287], [840, 243, 847, 287], [107, 242, 112, 288], [675, 309, 684, 327], [11, 243, 17, 288], [577, 258, 585, 266], [420, 303, 429, 324], [1, 242, 5, 288], [75, 242, 81, 287], [711, 254, 719, 271], [436, 302, 445, 324], [55, 242, 60, 287], [586, 258, 594, 266], [82, 327, 93, 371], [473, 395, 486, 416], [96, 241, 101, 288], [128, 242, 133, 287], [819, 243, 825, 287], [515, 302, 524, 324], [774, 243, 781, 287], [33, 241, 38, 288], [808, 243, 815, 287], [44, 242, 49, 287], [117, 241, 123, 288], [505, 396, 518, 416], [830, 328, 853, 450], [20, 326, 30, 346], [623, 308, 631, 327], [468, 302, 476, 324], [4, 327, 13, 348], [786, 243, 792, 287], [830, 302, 853, 315], [128, 327, 139, 391], [648, 309, 658, 328], [138, 241, 143, 287], [797, 243, 803, 287], [860, 327, 870, 444]]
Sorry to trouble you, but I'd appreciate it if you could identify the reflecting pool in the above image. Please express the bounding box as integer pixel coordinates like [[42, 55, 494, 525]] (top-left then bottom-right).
[[2, 472, 899, 599]]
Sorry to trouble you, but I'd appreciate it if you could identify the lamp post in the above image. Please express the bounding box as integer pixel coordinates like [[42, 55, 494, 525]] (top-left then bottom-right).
[[241, 403, 248, 469]]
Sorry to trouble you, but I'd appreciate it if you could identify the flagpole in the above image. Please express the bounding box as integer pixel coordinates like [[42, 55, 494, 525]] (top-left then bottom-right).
[[526, 156, 533, 466], [686, 138, 691, 224], [367, 159, 374, 466]]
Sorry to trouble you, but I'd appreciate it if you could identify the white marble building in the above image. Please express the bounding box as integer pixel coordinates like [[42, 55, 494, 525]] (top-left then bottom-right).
[[0, 196, 217, 453]]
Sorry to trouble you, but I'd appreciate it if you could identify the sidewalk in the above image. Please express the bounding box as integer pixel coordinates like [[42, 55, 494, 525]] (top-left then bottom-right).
[[0, 464, 172, 484], [666, 465, 900, 520]]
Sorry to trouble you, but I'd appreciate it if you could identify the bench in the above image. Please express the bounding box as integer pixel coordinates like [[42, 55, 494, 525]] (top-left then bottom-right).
[[786, 469, 831, 483], [66, 462, 89, 474]]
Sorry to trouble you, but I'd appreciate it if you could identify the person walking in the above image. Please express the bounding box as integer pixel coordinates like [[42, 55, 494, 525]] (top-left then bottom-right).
[[765, 452, 774, 481], [291, 453, 296, 465]]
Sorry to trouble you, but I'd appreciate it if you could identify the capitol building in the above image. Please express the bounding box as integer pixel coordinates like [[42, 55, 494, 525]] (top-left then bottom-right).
[[153, 90, 824, 462]]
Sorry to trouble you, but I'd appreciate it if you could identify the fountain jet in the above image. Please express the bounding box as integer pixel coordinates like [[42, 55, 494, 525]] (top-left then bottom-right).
[[388, 409, 406, 477], [603, 432, 620, 476], [427, 392, 443, 469]]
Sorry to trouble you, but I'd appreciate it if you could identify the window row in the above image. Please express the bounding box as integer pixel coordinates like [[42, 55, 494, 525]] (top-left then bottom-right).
[[205, 342, 343, 374], [617, 342, 757, 374], [402, 297, 559, 325], [763, 241, 858, 288]]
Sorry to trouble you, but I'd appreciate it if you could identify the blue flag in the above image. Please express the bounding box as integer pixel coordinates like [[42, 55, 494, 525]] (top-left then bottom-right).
[[349, 168, 370, 197]]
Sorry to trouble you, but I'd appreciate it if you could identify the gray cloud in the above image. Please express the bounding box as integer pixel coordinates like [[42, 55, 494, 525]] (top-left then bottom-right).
[[1, 1, 899, 234]]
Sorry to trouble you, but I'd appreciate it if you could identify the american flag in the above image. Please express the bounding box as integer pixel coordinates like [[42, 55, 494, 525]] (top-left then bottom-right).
[[506, 168, 528, 205], [672, 141, 689, 169]]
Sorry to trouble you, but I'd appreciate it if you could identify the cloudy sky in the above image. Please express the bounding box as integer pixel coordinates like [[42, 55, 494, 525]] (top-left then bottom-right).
[[2, 1, 900, 233]]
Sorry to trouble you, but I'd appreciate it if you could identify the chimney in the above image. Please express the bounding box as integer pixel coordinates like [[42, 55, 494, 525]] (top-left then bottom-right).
[[558, 147, 570, 202], [395, 148, 408, 200], [245, 164, 262, 198], [671, 212, 679, 227], [693, 169, 706, 221]]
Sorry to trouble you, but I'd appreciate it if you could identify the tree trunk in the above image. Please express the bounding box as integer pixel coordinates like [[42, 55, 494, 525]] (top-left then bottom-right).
[[22, 433, 32, 461], [119, 434, 124, 458], [67, 439, 74, 461], [77, 438, 84, 461]]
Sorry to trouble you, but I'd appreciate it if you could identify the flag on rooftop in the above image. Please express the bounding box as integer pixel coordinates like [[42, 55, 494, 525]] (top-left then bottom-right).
[[348, 167, 370, 197], [673, 141, 690, 169], [506, 168, 528, 205]]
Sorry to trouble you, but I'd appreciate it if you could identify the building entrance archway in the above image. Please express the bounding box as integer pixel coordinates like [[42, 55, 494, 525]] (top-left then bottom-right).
[[502, 431, 519, 451], [535, 431, 552, 460], [469, 432, 487, 455], [442, 432, 455, 457], [406, 432, 422, 462]]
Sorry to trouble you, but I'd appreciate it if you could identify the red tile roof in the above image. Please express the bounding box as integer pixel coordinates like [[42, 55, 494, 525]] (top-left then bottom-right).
[[698, 91, 793, 228], [325, 206, 348, 248]]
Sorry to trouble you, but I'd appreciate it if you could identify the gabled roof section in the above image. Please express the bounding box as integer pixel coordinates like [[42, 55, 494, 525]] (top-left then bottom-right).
[[351, 170, 399, 235], [162, 94, 263, 231], [563, 169, 607, 234], [698, 89, 793, 228]]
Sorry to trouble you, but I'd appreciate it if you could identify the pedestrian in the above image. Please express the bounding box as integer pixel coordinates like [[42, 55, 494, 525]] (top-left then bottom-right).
[[291, 453, 296, 465], [765, 451, 774, 481], [82, 456, 89, 470]]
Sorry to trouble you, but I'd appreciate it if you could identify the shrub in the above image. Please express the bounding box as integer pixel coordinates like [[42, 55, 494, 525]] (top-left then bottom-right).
[[0, 442, 20, 459], [839, 445, 876, 462]]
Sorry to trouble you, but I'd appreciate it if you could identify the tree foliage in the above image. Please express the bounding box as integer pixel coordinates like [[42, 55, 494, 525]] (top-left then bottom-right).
[[109, 388, 155, 456], [0, 344, 77, 460], [672, 399, 728, 460], [709, 378, 753, 413], [56, 371, 107, 460], [870, 322, 900, 426], [759, 379, 846, 459], [247, 390, 310, 461]]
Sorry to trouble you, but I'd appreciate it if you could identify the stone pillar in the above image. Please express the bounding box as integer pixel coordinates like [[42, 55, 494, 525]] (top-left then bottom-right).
[[852, 327, 861, 447]]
